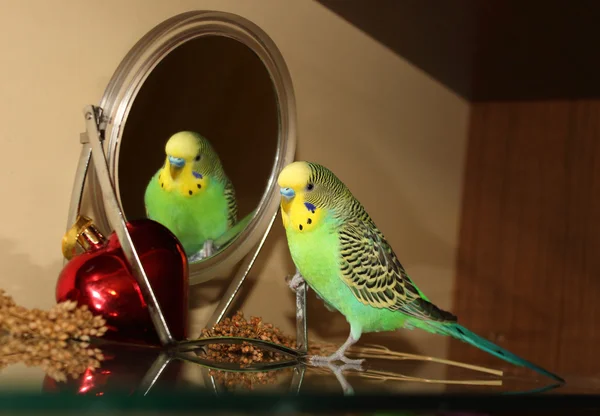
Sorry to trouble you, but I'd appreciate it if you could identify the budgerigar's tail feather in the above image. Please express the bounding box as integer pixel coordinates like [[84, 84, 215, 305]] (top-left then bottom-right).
[[413, 320, 564, 384]]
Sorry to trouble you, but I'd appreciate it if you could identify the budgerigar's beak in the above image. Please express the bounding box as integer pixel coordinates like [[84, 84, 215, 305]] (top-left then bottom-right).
[[280, 187, 295, 201], [168, 156, 185, 179]]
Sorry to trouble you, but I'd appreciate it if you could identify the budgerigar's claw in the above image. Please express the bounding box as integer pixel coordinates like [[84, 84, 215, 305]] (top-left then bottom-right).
[[308, 361, 362, 396], [308, 353, 365, 368], [307, 331, 363, 370], [285, 270, 305, 293], [188, 251, 202, 263], [188, 240, 216, 263]]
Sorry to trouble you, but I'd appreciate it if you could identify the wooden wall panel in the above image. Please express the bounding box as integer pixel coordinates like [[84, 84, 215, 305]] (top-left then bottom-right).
[[451, 101, 600, 379]]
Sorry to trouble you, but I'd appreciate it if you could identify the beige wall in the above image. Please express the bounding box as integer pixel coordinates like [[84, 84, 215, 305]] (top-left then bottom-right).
[[0, 0, 469, 389]]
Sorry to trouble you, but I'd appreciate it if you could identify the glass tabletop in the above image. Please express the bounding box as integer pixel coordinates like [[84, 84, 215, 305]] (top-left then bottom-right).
[[0, 338, 598, 415]]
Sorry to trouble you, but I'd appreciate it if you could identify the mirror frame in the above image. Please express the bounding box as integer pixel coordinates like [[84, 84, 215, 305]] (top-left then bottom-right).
[[86, 11, 296, 285]]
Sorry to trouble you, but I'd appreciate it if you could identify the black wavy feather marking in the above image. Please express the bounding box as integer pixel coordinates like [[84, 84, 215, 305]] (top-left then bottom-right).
[[191, 131, 229, 184], [224, 180, 238, 228], [303, 162, 456, 323], [340, 216, 457, 322], [191, 132, 237, 227]]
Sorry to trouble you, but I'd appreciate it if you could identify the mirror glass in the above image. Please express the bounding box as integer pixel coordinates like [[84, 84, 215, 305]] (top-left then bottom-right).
[[116, 35, 279, 264]]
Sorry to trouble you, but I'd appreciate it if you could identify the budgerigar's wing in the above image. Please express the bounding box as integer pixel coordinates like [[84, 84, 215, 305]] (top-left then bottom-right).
[[338, 216, 457, 322], [224, 179, 238, 228]]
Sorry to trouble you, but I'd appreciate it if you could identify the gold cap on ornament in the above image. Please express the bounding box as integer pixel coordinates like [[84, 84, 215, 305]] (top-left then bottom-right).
[[61, 215, 106, 260]]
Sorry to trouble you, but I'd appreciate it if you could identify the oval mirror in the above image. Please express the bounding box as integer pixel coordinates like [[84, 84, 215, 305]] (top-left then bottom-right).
[[85, 11, 296, 285]]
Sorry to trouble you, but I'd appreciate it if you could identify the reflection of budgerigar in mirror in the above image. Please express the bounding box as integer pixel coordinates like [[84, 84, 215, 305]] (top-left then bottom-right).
[[277, 161, 564, 383], [144, 131, 237, 262]]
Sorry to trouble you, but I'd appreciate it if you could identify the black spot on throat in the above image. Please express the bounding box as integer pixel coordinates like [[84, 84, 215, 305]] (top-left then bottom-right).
[[307, 218, 312, 224], [188, 190, 192, 195], [299, 224, 303, 231], [197, 184, 201, 189]]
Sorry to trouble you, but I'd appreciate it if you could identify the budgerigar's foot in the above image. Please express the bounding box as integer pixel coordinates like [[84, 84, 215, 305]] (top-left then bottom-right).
[[285, 270, 306, 293], [308, 352, 365, 368], [187, 252, 204, 263], [188, 240, 216, 263], [312, 362, 363, 396]]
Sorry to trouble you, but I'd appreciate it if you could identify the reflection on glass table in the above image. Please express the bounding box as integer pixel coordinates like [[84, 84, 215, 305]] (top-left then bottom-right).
[[1, 335, 599, 415]]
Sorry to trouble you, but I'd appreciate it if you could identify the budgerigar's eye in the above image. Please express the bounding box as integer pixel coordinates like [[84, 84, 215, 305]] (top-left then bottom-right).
[[195, 154, 201, 162], [306, 183, 314, 191]]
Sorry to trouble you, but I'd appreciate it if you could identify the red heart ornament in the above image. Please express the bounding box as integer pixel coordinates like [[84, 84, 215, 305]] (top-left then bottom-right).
[[56, 217, 189, 345]]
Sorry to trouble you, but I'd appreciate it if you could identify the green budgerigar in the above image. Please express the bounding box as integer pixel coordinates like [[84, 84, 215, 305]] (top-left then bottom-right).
[[277, 160, 563, 383], [144, 131, 237, 262]]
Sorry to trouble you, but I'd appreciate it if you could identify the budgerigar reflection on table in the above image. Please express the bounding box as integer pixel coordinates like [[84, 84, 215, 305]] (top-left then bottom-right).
[[277, 160, 564, 383], [144, 131, 237, 262]]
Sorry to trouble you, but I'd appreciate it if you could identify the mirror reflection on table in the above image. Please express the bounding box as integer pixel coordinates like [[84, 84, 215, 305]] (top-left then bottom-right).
[[117, 35, 278, 265], [28, 340, 579, 398]]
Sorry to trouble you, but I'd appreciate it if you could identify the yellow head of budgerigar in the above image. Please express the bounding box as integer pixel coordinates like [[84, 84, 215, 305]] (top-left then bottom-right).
[[277, 161, 325, 232], [158, 131, 207, 197], [277, 161, 312, 191]]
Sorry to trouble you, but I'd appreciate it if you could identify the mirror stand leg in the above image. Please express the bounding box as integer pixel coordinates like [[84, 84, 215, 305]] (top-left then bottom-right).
[[202, 212, 278, 331], [200, 366, 220, 395], [136, 353, 173, 396], [83, 105, 174, 346], [295, 282, 308, 353], [289, 364, 306, 395], [64, 140, 92, 266]]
